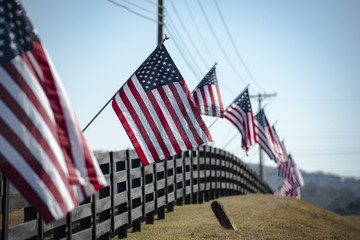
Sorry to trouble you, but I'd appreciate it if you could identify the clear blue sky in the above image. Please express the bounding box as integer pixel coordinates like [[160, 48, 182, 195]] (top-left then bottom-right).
[[22, 0, 360, 178]]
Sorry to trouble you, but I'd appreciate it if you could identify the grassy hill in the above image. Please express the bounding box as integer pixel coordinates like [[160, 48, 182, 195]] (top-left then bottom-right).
[[123, 194, 360, 240]]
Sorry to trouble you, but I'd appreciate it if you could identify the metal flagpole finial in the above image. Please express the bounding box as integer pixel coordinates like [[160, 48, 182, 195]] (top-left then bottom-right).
[[162, 34, 169, 43]]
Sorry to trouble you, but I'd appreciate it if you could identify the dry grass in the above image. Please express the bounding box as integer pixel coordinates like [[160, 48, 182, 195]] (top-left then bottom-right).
[[122, 194, 360, 240]]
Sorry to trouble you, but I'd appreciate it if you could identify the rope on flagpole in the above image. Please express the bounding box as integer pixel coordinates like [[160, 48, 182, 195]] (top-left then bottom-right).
[[82, 35, 169, 132]]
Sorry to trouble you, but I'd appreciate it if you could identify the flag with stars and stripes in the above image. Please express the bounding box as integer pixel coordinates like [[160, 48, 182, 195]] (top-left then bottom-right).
[[289, 154, 304, 187], [191, 65, 224, 117], [112, 44, 213, 166], [278, 159, 294, 183], [0, 0, 107, 223], [223, 87, 255, 152], [254, 109, 279, 163], [270, 126, 287, 162]]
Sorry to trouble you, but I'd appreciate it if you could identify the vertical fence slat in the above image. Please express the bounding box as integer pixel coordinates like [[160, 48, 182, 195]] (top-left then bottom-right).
[[0, 147, 273, 240], [1, 177, 9, 240]]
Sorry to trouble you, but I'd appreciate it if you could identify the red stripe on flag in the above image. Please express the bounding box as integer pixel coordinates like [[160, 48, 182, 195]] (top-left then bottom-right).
[[200, 87, 208, 115], [168, 83, 203, 146], [127, 79, 170, 157], [0, 152, 55, 223], [0, 119, 69, 215], [2, 62, 56, 137], [156, 86, 193, 150], [180, 81, 212, 142], [215, 85, 224, 116], [112, 95, 149, 165], [1, 84, 78, 204], [118, 83, 159, 162], [29, 42, 81, 184], [208, 85, 217, 116], [147, 91, 182, 154]]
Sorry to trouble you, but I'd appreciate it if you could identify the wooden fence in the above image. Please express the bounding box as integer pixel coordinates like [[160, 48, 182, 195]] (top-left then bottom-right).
[[0, 145, 272, 239]]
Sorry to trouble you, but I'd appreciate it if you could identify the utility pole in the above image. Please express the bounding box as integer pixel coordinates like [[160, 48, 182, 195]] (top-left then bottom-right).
[[157, 0, 164, 45], [251, 93, 276, 180]]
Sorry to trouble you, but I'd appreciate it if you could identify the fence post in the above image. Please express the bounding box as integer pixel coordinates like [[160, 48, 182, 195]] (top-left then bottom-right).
[[166, 157, 174, 213], [99, 154, 111, 239], [175, 153, 184, 206], [1, 177, 9, 240], [184, 151, 191, 205], [24, 206, 37, 240], [191, 149, 198, 204]]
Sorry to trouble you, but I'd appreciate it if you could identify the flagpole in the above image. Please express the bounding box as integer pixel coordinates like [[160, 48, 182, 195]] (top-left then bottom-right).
[[82, 35, 169, 132], [222, 132, 240, 149], [207, 118, 219, 129]]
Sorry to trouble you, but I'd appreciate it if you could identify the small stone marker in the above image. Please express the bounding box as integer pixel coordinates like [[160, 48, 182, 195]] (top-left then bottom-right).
[[211, 200, 238, 231]]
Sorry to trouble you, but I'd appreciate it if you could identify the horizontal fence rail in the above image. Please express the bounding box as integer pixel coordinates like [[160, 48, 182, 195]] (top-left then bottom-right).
[[0, 146, 272, 239]]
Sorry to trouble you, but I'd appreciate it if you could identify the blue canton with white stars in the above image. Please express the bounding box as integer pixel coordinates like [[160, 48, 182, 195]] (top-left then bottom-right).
[[136, 45, 183, 92], [0, 0, 38, 64], [254, 109, 269, 128], [198, 66, 217, 88], [233, 88, 252, 112]]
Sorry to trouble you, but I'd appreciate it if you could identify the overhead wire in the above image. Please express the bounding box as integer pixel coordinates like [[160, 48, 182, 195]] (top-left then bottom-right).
[[168, 0, 209, 70], [107, 0, 159, 24], [197, 0, 248, 87], [164, 26, 201, 80], [142, 0, 157, 6], [164, 14, 203, 79], [184, 0, 214, 62], [120, 0, 159, 16], [214, 0, 266, 92]]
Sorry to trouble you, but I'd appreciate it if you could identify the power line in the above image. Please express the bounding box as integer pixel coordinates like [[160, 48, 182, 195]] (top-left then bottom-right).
[[214, 0, 265, 92], [107, 0, 159, 24], [163, 6, 205, 79], [184, 0, 214, 62], [142, 0, 157, 6], [168, 0, 209, 71], [164, 26, 201, 80], [197, 0, 248, 87], [120, 0, 159, 16]]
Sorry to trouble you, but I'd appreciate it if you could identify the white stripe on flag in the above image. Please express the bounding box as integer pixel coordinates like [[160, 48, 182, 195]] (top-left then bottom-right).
[[9, 57, 55, 123], [114, 91, 155, 164], [196, 89, 205, 115], [0, 135, 70, 219], [123, 80, 166, 160], [163, 84, 198, 147], [1, 73, 68, 174], [204, 85, 212, 116], [132, 76, 177, 156], [152, 88, 188, 152], [175, 82, 210, 144]]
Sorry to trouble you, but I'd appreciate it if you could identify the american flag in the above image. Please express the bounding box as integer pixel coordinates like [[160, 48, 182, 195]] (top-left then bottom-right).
[[274, 179, 300, 198], [112, 44, 213, 166], [289, 154, 304, 187], [0, 0, 106, 223], [254, 109, 278, 163], [274, 179, 292, 196], [191, 65, 224, 117], [278, 160, 294, 183], [223, 87, 255, 152], [270, 126, 287, 162]]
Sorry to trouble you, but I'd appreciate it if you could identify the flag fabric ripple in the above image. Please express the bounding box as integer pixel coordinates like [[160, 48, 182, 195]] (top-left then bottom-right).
[[191, 65, 224, 117], [112, 44, 212, 166], [0, 0, 106, 223]]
